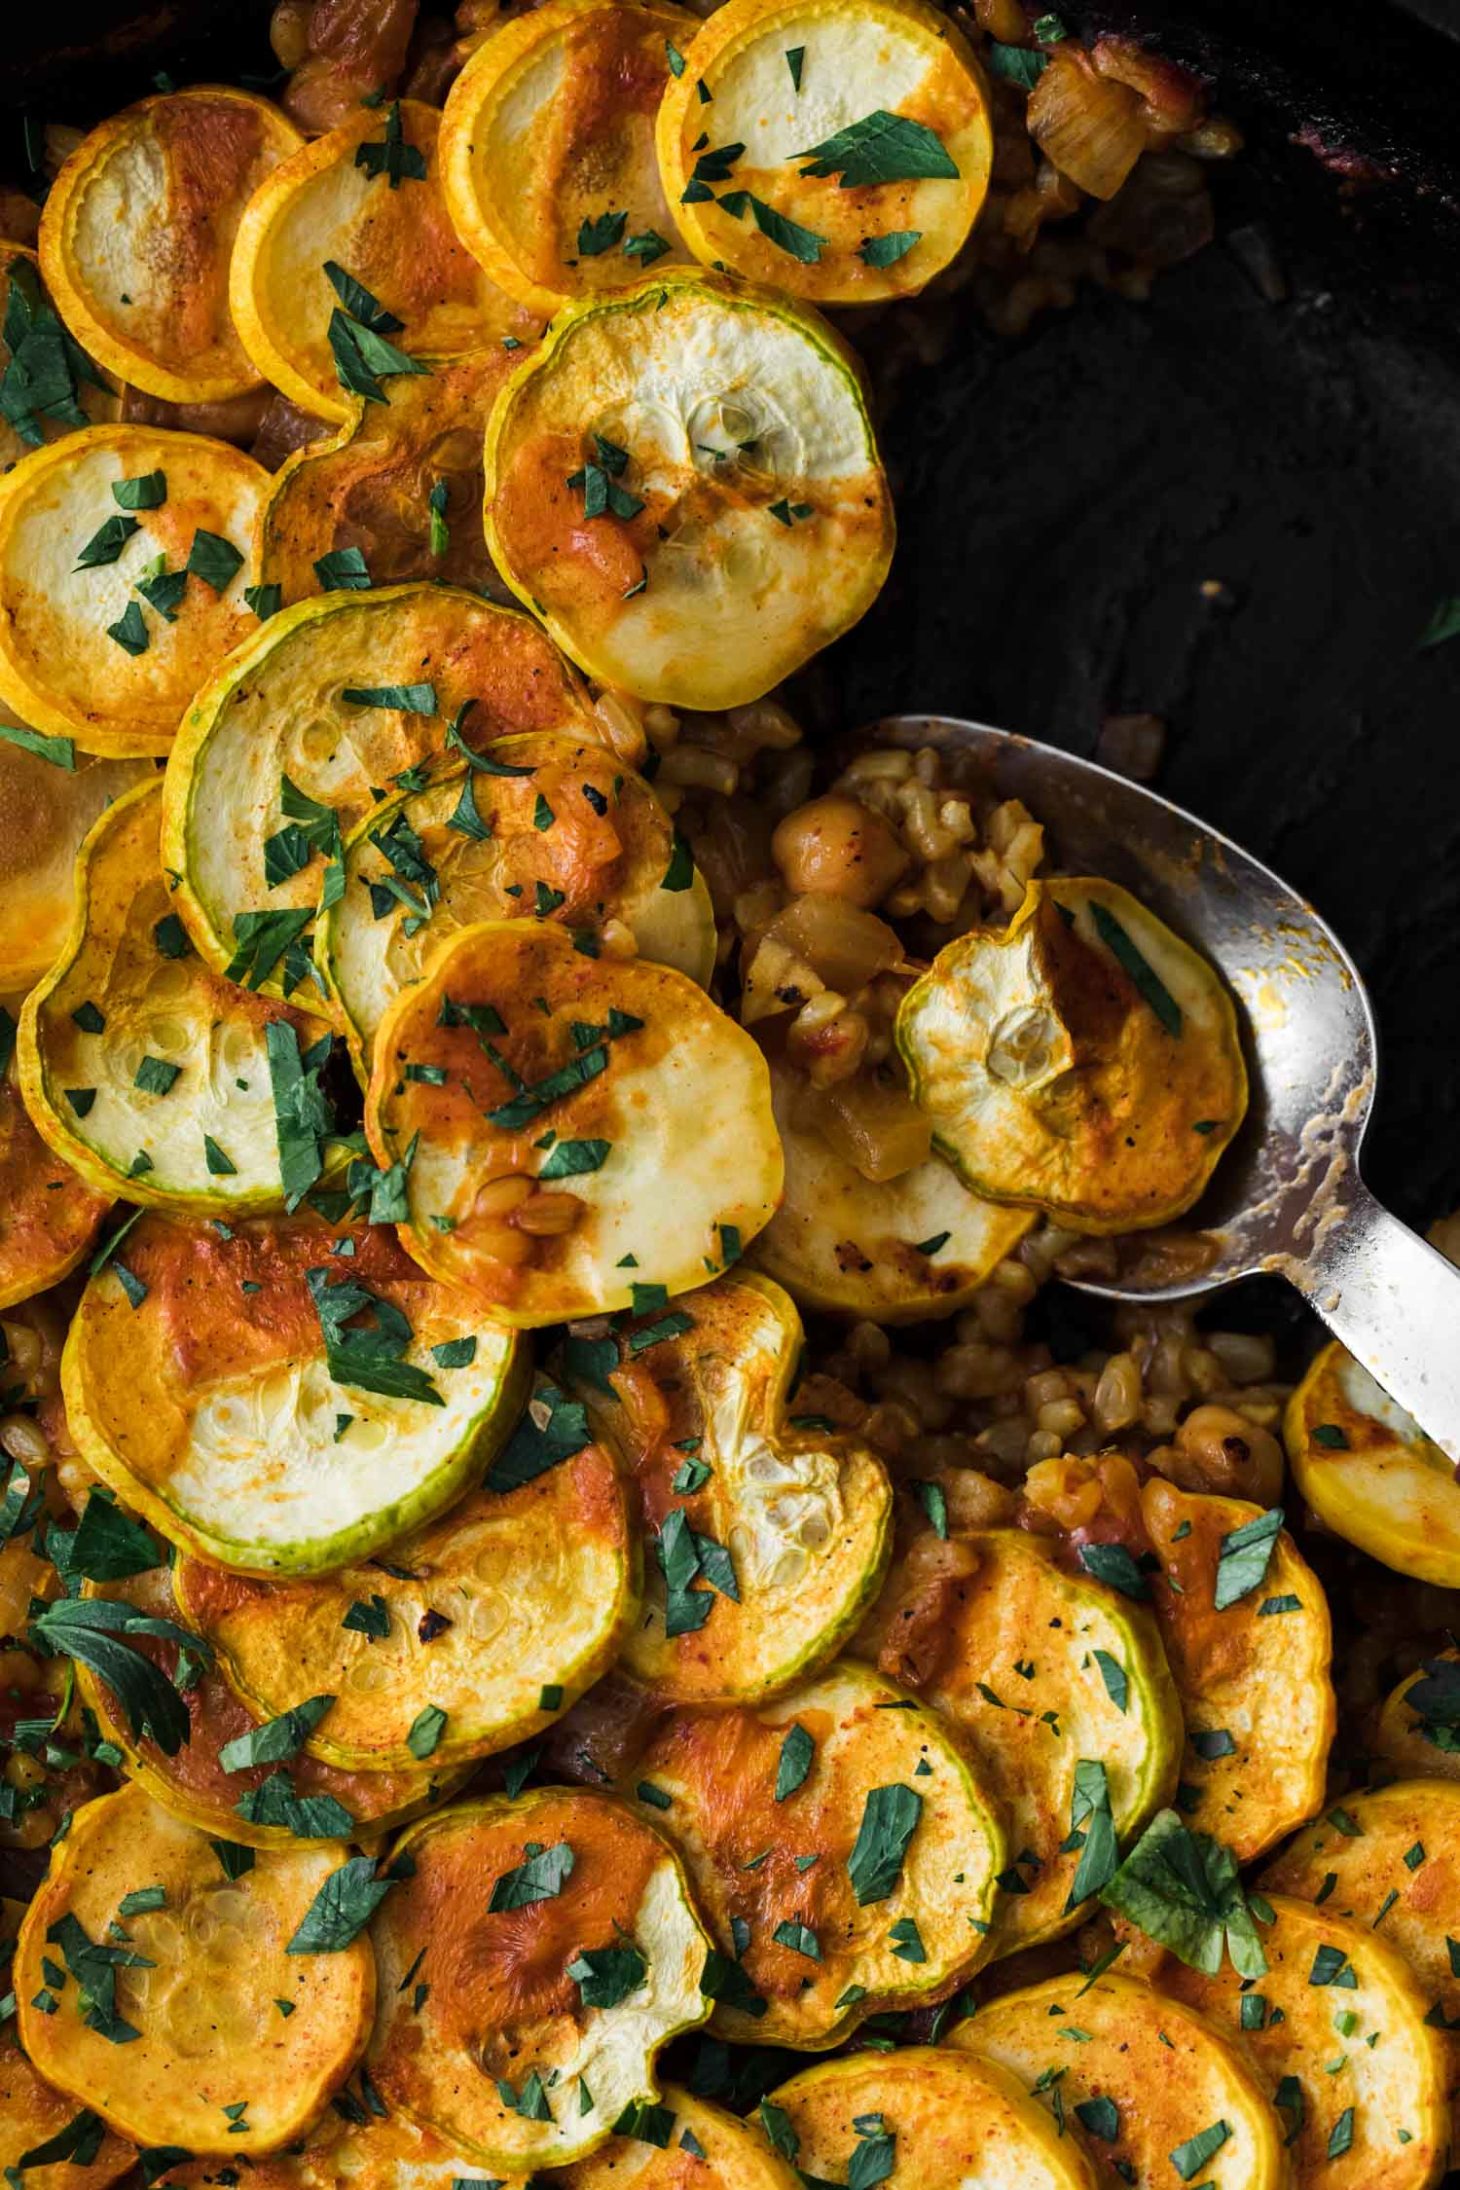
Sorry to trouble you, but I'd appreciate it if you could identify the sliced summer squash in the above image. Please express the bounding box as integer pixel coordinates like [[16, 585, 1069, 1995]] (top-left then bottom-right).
[[483, 270, 894, 710], [14, 1782, 374, 2153], [0, 244, 113, 473], [365, 1788, 711, 2169], [18, 781, 331, 1212], [1375, 1652, 1460, 1782], [856, 1522, 1182, 1954], [656, 0, 993, 304], [175, 1381, 636, 1770], [229, 99, 538, 423], [562, 2085, 800, 2189], [440, 0, 692, 314], [161, 581, 596, 999], [317, 734, 716, 1079], [0, 2003, 136, 2190], [897, 877, 1248, 1233], [365, 921, 783, 1326], [61, 1208, 527, 1576], [39, 87, 302, 403], [563, 1270, 891, 1699], [1285, 1339, 1460, 1588], [0, 739, 152, 993], [0, 424, 268, 757], [160, 2108, 486, 2190], [0, 1052, 110, 1308], [951, 1970, 1288, 2190]]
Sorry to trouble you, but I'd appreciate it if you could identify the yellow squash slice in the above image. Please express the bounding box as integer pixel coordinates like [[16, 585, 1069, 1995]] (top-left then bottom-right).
[[951, 1969, 1288, 2190], [1158, 1892, 1449, 2190], [365, 1788, 711, 2169], [0, 424, 268, 758], [440, 0, 692, 314], [897, 877, 1248, 1234], [15, 1782, 374, 2153], [561, 2084, 800, 2189], [766, 2045, 1099, 2190], [61, 1209, 527, 1576], [229, 99, 537, 424], [365, 921, 783, 1326], [563, 1271, 891, 1699], [1286, 1339, 1460, 1588], [0, 1050, 111, 1308], [18, 781, 331, 1212], [317, 734, 716, 1079], [1, 2025, 135, 2190], [39, 88, 303, 404], [656, 0, 993, 304], [857, 1522, 1182, 1954], [161, 581, 595, 997], [483, 270, 894, 710], [1375, 1653, 1460, 1783], [159, 2107, 486, 2190], [0, 244, 113, 475], [0, 740, 151, 993]]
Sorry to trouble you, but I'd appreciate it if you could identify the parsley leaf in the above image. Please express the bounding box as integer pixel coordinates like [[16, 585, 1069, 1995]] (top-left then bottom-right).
[[218, 1693, 335, 1772], [287, 1854, 399, 1952], [355, 101, 426, 187], [797, 109, 959, 187], [1212, 1506, 1283, 1610], [847, 1784, 921, 1904], [485, 1383, 590, 1491], [305, 1268, 443, 1406], [1100, 1809, 1267, 1978], [568, 1941, 647, 2008], [488, 1839, 575, 1910]]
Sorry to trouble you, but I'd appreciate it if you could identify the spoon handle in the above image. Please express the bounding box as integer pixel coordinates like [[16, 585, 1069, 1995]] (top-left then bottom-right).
[[1283, 1183, 1460, 1462]]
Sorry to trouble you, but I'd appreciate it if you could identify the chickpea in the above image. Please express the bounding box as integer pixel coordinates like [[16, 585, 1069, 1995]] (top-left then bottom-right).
[[1167, 1402, 1284, 1503], [771, 795, 910, 910]]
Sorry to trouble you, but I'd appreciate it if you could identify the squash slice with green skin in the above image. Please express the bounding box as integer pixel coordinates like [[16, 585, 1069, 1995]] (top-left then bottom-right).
[[483, 270, 894, 711], [159, 2107, 488, 2190], [61, 1208, 527, 1577], [15, 1782, 375, 2153], [19, 781, 331, 1213], [0, 1052, 110, 1309], [1374, 1653, 1460, 1783], [562, 2084, 800, 2189], [1285, 1339, 1460, 1588], [0, 741, 151, 994], [857, 1522, 1181, 1955], [174, 1379, 637, 1771], [896, 877, 1247, 1234], [0, 245, 114, 474], [656, 0, 993, 306], [365, 1788, 712, 2169], [318, 735, 716, 1080], [951, 1969, 1288, 2190], [365, 921, 782, 1327]]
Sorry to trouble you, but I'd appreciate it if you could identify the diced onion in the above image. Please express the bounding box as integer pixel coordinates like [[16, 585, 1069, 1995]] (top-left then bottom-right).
[[1027, 47, 1148, 200]]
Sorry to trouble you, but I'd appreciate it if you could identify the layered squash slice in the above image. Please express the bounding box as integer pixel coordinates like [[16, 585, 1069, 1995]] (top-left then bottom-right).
[[562, 2085, 801, 2189], [159, 2108, 485, 2190], [1375, 1653, 1460, 1782], [1, 1925, 136, 2190], [0, 737, 151, 994], [0, 1039, 110, 1308], [1285, 1339, 1460, 1588]]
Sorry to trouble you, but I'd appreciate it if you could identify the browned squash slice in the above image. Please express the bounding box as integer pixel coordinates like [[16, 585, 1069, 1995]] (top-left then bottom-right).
[[156, 2108, 487, 2188], [1374, 1653, 1460, 1782], [0, 2026, 136, 2190], [0, 739, 152, 994], [1285, 1339, 1460, 1589], [0, 1047, 110, 1309], [560, 2084, 800, 2188]]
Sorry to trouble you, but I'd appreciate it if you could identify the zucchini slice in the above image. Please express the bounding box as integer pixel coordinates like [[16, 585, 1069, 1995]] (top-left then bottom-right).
[[174, 1382, 636, 1771], [157, 2108, 482, 2190], [617, 1657, 1003, 2046], [161, 582, 595, 998], [255, 348, 520, 609], [317, 734, 716, 1079], [0, 742, 151, 994], [0, 243, 114, 473], [61, 1208, 527, 1576], [656, 0, 993, 305], [0, 1057, 110, 1309], [39, 88, 303, 404], [365, 922, 782, 1327], [18, 781, 331, 1214], [1141, 1477, 1334, 1863], [483, 270, 895, 710], [365, 1788, 711, 2169], [229, 99, 538, 424], [14, 1782, 374, 2153], [750, 1055, 1033, 1321], [1, 2016, 136, 2190], [1285, 1339, 1460, 1588], [857, 1523, 1182, 1954], [767, 2045, 1099, 2190], [1375, 1654, 1460, 1783], [896, 878, 1248, 1234], [0, 425, 268, 758], [440, 0, 692, 315], [951, 1969, 1288, 2190], [563, 1271, 890, 1700], [564, 2084, 800, 2189], [1158, 1891, 1449, 2190]]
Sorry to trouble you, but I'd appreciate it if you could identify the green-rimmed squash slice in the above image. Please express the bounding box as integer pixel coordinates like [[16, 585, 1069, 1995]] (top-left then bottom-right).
[[365, 920, 782, 1327], [255, 349, 521, 608], [656, 0, 993, 306], [616, 1656, 1003, 2047], [1375, 1654, 1460, 1783], [61, 1208, 527, 1576], [160, 581, 595, 1000], [1157, 1892, 1449, 2190], [0, 1053, 111, 1309], [18, 781, 330, 1212], [856, 1523, 1181, 1954], [483, 270, 894, 711], [157, 2107, 483, 2190], [15, 1782, 374, 2153], [0, 741, 151, 994], [951, 1969, 1288, 2190], [0, 244, 114, 474], [365, 1788, 711, 2169], [561, 2084, 799, 2189], [174, 1380, 637, 1771], [767, 2045, 1099, 2190], [1285, 1340, 1460, 1588], [317, 733, 716, 1080], [1141, 1477, 1334, 1864], [896, 877, 1248, 1234], [0, 425, 268, 758], [562, 1270, 890, 1700]]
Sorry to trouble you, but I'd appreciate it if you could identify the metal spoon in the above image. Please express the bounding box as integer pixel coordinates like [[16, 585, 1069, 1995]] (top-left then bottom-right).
[[872, 713, 1460, 1462]]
